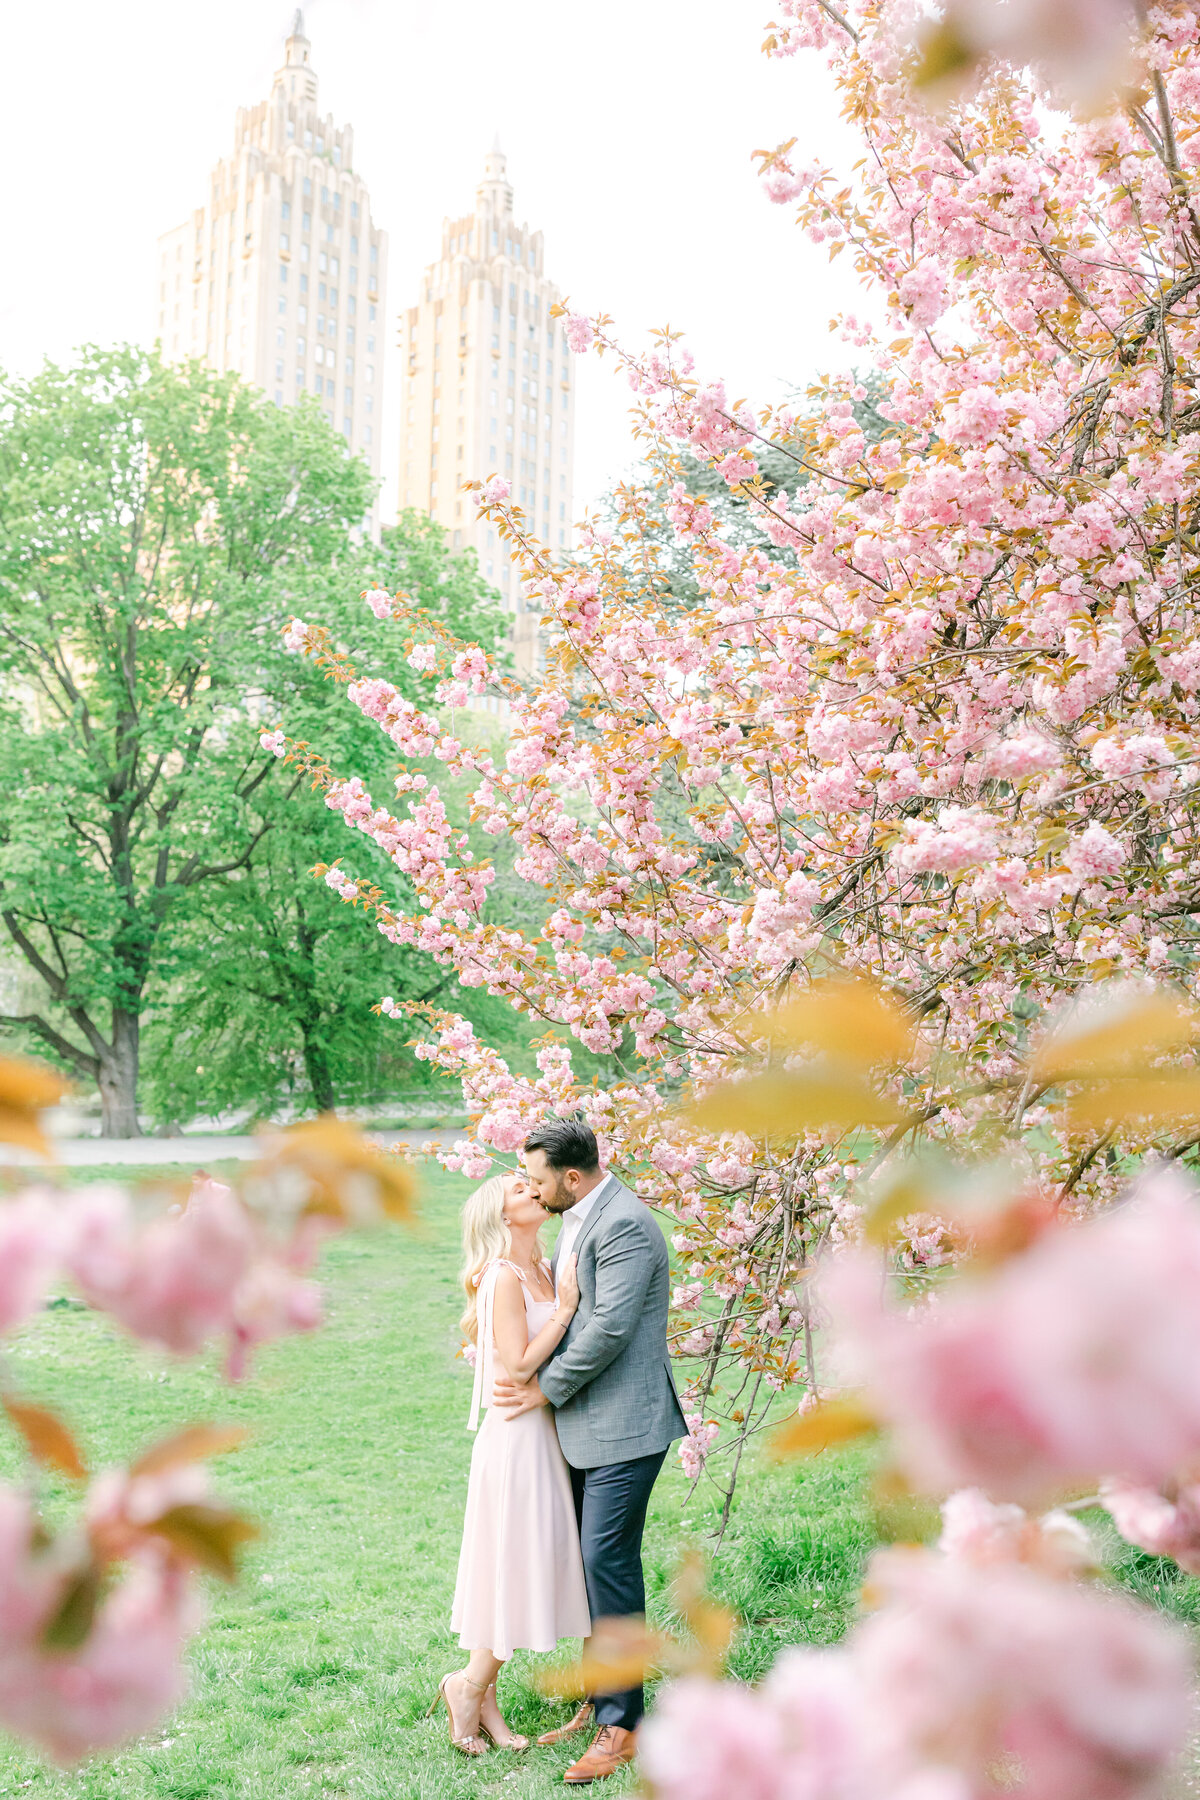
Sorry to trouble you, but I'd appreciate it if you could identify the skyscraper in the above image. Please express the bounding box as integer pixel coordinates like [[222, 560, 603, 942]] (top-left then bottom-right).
[[397, 142, 577, 671], [154, 13, 387, 484]]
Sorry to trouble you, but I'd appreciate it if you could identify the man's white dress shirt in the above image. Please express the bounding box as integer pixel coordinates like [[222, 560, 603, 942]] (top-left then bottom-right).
[[553, 1171, 617, 1278]]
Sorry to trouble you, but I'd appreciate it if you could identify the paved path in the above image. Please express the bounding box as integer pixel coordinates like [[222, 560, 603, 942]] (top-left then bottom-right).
[[12, 1129, 459, 1167]]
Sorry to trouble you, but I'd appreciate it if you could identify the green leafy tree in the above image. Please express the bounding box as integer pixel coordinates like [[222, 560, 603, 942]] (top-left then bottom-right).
[[140, 511, 515, 1126], [0, 346, 372, 1134]]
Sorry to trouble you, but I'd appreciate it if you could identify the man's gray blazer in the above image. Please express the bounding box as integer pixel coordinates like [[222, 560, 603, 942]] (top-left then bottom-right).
[[539, 1178, 687, 1470]]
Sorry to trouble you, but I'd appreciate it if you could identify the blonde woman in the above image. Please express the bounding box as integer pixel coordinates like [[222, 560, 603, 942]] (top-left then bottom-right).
[[433, 1170, 591, 1755]]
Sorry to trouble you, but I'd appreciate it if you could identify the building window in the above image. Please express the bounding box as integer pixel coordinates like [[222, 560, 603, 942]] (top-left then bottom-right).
[[277, 297, 286, 315], [351, 200, 359, 219], [346, 325, 355, 346], [344, 386, 353, 407], [280, 233, 290, 251], [365, 426, 372, 444], [366, 364, 375, 382], [282, 201, 291, 221], [326, 223, 334, 243], [319, 252, 328, 273], [330, 286, 338, 309], [303, 176, 312, 195], [365, 395, 373, 413], [300, 244, 309, 263], [276, 361, 284, 379], [297, 336, 306, 354], [350, 234, 359, 255], [370, 243, 378, 264], [279, 264, 288, 282], [275, 388, 283, 405], [295, 368, 303, 384], [302, 211, 311, 232], [300, 274, 309, 293], [344, 357, 354, 376], [276, 327, 285, 347], [489, 446, 497, 464], [349, 265, 358, 286], [369, 304, 377, 322], [348, 295, 357, 315]]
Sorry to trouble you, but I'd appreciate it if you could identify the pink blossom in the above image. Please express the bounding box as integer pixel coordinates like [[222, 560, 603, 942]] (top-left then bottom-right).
[[258, 729, 287, 758], [406, 642, 438, 674], [1064, 822, 1127, 880], [364, 586, 393, 619], [565, 313, 594, 354], [826, 1172, 1200, 1502], [938, 1488, 1093, 1575], [0, 1554, 201, 1765], [0, 1192, 63, 1333], [1102, 1479, 1200, 1575], [678, 1412, 720, 1480], [481, 474, 510, 504]]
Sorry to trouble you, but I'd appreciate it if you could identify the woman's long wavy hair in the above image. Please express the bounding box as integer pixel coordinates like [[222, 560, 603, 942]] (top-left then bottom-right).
[[460, 1174, 510, 1344], [459, 1172, 547, 1342]]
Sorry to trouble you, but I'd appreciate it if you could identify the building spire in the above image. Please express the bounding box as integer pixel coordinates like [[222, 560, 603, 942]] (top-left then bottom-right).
[[479, 134, 512, 214], [275, 6, 316, 98], [283, 8, 311, 68]]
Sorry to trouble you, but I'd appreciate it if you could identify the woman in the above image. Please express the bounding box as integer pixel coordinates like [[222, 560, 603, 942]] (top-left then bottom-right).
[[433, 1170, 591, 1754]]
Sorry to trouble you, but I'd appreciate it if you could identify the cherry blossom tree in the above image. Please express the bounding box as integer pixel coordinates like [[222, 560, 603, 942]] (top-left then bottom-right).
[[276, 0, 1200, 1546]]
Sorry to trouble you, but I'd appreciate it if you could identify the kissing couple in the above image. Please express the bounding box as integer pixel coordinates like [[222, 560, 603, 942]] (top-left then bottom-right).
[[433, 1118, 687, 1785]]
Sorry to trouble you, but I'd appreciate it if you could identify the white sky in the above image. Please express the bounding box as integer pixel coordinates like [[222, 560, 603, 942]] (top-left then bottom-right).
[[7, 0, 872, 520]]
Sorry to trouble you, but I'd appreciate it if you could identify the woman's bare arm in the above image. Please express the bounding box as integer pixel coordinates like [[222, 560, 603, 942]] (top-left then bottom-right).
[[492, 1263, 577, 1382]]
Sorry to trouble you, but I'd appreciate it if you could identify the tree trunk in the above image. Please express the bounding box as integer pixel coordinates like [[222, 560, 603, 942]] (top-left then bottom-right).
[[301, 1021, 336, 1115], [98, 1009, 141, 1137]]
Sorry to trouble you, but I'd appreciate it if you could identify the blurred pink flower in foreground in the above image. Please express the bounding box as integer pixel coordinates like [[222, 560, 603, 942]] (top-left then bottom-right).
[[825, 1172, 1200, 1502], [0, 1489, 200, 1765], [641, 1541, 1189, 1800], [0, 1191, 63, 1332], [1102, 1478, 1200, 1576], [938, 1487, 1093, 1576], [65, 1178, 320, 1376]]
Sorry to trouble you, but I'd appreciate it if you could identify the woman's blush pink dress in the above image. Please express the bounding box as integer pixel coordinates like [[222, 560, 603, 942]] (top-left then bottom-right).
[[451, 1260, 591, 1660]]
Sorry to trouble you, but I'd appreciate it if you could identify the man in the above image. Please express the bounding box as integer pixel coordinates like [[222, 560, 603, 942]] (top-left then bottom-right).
[[493, 1117, 687, 1785]]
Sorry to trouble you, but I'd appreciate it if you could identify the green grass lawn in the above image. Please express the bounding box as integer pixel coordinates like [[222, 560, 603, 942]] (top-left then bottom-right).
[[0, 1163, 877, 1799]]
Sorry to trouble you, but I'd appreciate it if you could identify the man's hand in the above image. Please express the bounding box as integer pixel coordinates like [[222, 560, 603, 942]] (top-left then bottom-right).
[[493, 1374, 549, 1418]]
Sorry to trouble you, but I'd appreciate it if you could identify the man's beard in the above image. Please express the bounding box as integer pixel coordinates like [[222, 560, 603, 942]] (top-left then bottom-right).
[[540, 1174, 575, 1215]]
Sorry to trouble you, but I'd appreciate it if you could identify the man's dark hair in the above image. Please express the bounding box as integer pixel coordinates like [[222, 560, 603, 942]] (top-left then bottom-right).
[[523, 1117, 600, 1173]]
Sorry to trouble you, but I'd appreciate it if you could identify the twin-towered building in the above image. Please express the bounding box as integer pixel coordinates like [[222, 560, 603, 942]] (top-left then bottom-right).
[[155, 12, 575, 670]]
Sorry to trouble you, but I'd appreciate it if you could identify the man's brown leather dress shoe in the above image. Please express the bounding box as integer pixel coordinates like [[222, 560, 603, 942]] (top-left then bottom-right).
[[537, 1701, 595, 1746], [562, 1724, 637, 1784]]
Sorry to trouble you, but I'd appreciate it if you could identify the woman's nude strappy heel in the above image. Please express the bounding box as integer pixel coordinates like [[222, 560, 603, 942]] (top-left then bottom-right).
[[428, 1673, 488, 1756], [479, 1680, 530, 1750]]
